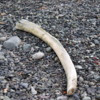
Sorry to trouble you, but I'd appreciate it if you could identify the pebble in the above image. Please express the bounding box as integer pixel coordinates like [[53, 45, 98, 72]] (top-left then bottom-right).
[[93, 75, 100, 81], [23, 43, 31, 52], [0, 96, 11, 100], [32, 51, 44, 59], [87, 87, 96, 95], [0, 76, 5, 79], [96, 94, 100, 100], [79, 77, 84, 82], [68, 97, 75, 100], [93, 39, 99, 45], [90, 42, 95, 47], [20, 82, 28, 88], [57, 96, 68, 100], [82, 96, 91, 100], [31, 86, 37, 95], [39, 94, 50, 99], [75, 65, 83, 69], [81, 92, 87, 98], [73, 94, 80, 100], [30, 47, 34, 53], [46, 47, 52, 52], [0, 36, 7, 41], [0, 45, 2, 50], [0, 52, 5, 60], [3, 36, 21, 50]]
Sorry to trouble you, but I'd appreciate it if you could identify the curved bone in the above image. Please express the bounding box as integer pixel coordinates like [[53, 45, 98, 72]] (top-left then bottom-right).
[[15, 19, 77, 95]]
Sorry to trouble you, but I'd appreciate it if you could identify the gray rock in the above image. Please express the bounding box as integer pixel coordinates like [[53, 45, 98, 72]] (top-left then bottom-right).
[[31, 86, 37, 95], [81, 92, 87, 98], [82, 97, 91, 100], [90, 42, 95, 47], [75, 65, 83, 69], [94, 74, 100, 81], [0, 96, 11, 100], [79, 77, 84, 82], [23, 43, 31, 52], [73, 94, 80, 100], [93, 39, 99, 45], [32, 51, 44, 59], [0, 45, 2, 50], [0, 52, 5, 60], [68, 97, 75, 100], [3, 36, 21, 50], [20, 82, 28, 88], [0, 76, 5, 79], [46, 47, 52, 52], [87, 87, 96, 95], [0, 36, 7, 41], [30, 47, 34, 53], [96, 94, 100, 100], [57, 96, 68, 100]]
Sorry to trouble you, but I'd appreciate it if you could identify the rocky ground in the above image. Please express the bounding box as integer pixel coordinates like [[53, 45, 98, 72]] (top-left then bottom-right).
[[0, 0, 100, 100]]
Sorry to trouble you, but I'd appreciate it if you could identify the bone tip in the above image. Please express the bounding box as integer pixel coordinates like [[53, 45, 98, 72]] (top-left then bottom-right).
[[67, 88, 76, 95]]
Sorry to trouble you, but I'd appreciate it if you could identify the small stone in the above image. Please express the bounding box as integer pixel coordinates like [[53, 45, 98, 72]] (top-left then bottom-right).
[[39, 94, 49, 99], [46, 47, 52, 52], [75, 65, 83, 69], [81, 92, 87, 98], [31, 86, 37, 95], [79, 77, 84, 82], [0, 36, 7, 41], [94, 75, 100, 81], [73, 94, 80, 100], [30, 47, 34, 53], [0, 52, 5, 60], [68, 97, 75, 100], [0, 45, 2, 50], [96, 94, 100, 100], [32, 51, 44, 59], [0, 76, 5, 79], [90, 42, 95, 47], [82, 96, 91, 100], [93, 39, 99, 45], [57, 96, 68, 100], [20, 82, 28, 88], [0, 96, 11, 100], [87, 87, 96, 95], [3, 36, 21, 50], [23, 43, 31, 52]]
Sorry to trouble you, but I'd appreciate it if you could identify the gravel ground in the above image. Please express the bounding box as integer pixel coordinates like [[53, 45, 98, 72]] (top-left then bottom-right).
[[0, 0, 100, 100]]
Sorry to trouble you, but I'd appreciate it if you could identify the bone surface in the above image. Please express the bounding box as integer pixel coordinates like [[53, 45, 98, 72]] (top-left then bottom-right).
[[15, 19, 77, 95]]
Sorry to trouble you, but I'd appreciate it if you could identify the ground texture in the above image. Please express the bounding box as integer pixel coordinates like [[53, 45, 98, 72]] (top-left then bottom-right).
[[0, 0, 100, 100]]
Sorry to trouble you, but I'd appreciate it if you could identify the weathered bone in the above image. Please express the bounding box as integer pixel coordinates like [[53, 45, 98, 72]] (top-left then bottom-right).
[[15, 19, 77, 95]]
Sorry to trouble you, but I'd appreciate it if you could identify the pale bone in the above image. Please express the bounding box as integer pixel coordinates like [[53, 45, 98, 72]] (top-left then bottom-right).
[[15, 19, 77, 95]]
